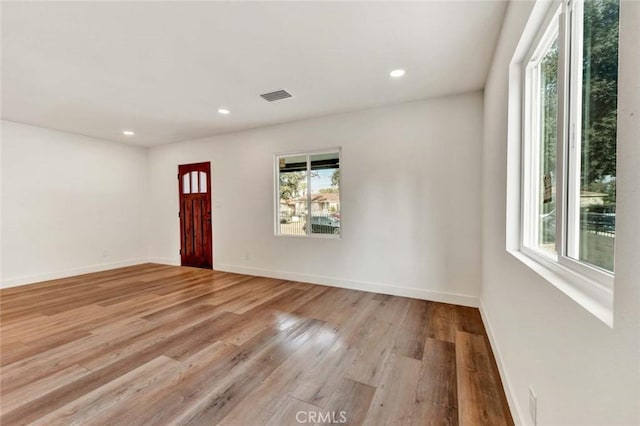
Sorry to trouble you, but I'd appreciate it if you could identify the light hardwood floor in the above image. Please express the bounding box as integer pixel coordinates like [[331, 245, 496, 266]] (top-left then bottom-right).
[[0, 264, 513, 425]]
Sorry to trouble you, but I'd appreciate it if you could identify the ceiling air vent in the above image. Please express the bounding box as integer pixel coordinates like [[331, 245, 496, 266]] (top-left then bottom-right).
[[260, 89, 293, 102]]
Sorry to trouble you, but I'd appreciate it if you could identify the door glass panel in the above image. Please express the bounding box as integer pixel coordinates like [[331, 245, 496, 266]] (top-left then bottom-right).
[[191, 171, 198, 194], [199, 171, 207, 193], [183, 174, 190, 194]]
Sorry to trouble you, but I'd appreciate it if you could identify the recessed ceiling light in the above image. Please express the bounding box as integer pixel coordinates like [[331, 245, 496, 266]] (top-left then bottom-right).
[[390, 69, 406, 78], [122, 130, 135, 136], [218, 108, 230, 115]]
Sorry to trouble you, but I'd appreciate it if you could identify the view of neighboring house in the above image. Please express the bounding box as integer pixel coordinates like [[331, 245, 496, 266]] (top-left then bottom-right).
[[311, 192, 340, 215], [280, 192, 341, 221]]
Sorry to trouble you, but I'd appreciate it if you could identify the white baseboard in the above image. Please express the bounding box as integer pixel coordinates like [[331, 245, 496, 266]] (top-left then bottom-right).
[[1, 257, 480, 309], [0, 258, 150, 289], [479, 299, 525, 426], [146, 257, 181, 266], [215, 263, 479, 307]]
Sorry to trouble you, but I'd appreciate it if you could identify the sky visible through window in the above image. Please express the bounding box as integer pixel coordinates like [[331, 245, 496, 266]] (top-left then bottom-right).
[[311, 169, 334, 190]]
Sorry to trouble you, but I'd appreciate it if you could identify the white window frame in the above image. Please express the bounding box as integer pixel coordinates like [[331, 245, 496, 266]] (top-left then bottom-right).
[[521, 5, 561, 266], [516, 0, 616, 326], [274, 148, 341, 239]]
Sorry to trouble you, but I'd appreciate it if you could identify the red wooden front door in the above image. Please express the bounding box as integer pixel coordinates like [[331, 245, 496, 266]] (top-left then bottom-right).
[[178, 162, 212, 269]]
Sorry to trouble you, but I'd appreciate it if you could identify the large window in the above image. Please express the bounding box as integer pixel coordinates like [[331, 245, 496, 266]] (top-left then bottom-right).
[[275, 150, 341, 237], [522, 0, 618, 286]]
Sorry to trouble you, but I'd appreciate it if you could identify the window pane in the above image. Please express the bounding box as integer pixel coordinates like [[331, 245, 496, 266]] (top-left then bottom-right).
[[199, 171, 207, 193], [309, 152, 340, 236], [278, 154, 307, 236], [572, 0, 618, 272], [183, 174, 190, 194], [537, 37, 559, 254]]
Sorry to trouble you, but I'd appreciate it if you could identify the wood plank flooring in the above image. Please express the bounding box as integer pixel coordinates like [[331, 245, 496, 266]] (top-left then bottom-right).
[[0, 264, 513, 425]]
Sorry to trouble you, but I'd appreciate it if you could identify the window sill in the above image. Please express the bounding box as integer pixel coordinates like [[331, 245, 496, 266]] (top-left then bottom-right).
[[508, 249, 613, 327]]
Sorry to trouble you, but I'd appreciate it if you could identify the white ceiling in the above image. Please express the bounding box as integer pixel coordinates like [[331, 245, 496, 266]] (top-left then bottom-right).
[[1, 1, 507, 146]]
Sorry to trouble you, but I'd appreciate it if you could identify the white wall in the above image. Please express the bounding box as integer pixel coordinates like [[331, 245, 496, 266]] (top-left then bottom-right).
[[148, 93, 483, 306], [481, 2, 639, 425], [1, 121, 149, 287]]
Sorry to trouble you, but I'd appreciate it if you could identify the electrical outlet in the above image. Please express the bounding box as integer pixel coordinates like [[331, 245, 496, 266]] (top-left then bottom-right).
[[244, 252, 250, 261], [529, 387, 537, 425], [102, 249, 109, 258]]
